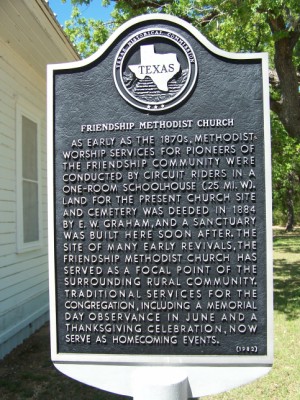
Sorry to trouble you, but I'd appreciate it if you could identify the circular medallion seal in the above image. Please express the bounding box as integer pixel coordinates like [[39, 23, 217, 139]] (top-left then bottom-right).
[[113, 28, 198, 111]]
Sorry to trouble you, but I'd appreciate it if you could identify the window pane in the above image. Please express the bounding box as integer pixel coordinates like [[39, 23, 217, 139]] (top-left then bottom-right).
[[23, 181, 39, 243], [22, 116, 38, 181]]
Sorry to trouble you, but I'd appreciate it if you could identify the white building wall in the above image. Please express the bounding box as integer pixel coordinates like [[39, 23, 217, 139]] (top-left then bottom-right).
[[0, 39, 49, 358]]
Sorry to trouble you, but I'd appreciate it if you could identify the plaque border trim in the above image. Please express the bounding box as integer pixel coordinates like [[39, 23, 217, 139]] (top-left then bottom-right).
[[47, 14, 273, 369]]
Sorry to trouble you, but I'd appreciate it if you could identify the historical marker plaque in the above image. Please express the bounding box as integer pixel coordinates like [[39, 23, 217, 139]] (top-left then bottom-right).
[[48, 14, 272, 396]]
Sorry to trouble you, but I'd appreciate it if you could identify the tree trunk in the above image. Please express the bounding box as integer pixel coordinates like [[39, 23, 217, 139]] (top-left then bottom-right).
[[268, 15, 300, 140], [285, 190, 295, 232]]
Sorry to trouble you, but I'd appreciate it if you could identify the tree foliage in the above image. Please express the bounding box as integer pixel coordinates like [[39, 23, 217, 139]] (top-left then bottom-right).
[[62, 0, 300, 227], [272, 115, 300, 229], [62, 0, 112, 56], [64, 0, 300, 139]]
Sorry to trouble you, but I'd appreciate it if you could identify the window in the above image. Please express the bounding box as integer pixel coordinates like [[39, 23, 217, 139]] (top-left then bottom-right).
[[16, 103, 42, 251]]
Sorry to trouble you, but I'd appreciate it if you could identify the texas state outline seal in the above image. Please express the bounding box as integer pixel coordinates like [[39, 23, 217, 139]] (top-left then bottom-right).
[[113, 28, 198, 111]]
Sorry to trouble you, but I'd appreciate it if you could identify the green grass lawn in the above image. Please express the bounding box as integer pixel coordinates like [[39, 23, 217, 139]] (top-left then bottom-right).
[[0, 234, 299, 399], [205, 233, 300, 400]]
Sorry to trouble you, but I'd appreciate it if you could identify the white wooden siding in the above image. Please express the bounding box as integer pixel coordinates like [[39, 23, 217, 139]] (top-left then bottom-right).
[[0, 0, 78, 359], [0, 37, 49, 358], [0, 1, 78, 77]]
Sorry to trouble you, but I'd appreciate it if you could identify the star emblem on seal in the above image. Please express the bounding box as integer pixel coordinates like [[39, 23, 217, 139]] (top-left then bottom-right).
[[113, 28, 198, 112]]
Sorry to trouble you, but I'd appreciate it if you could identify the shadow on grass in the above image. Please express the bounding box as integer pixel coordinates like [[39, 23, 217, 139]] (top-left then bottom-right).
[[273, 235, 300, 253], [273, 259, 300, 320], [0, 324, 132, 400], [273, 236, 300, 320]]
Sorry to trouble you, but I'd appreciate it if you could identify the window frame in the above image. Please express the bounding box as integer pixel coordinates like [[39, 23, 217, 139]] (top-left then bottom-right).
[[16, 101, 43, 252]]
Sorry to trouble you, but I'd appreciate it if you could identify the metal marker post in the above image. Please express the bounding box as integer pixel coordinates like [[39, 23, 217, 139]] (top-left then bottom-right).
[[132, 368, 189, 400]]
